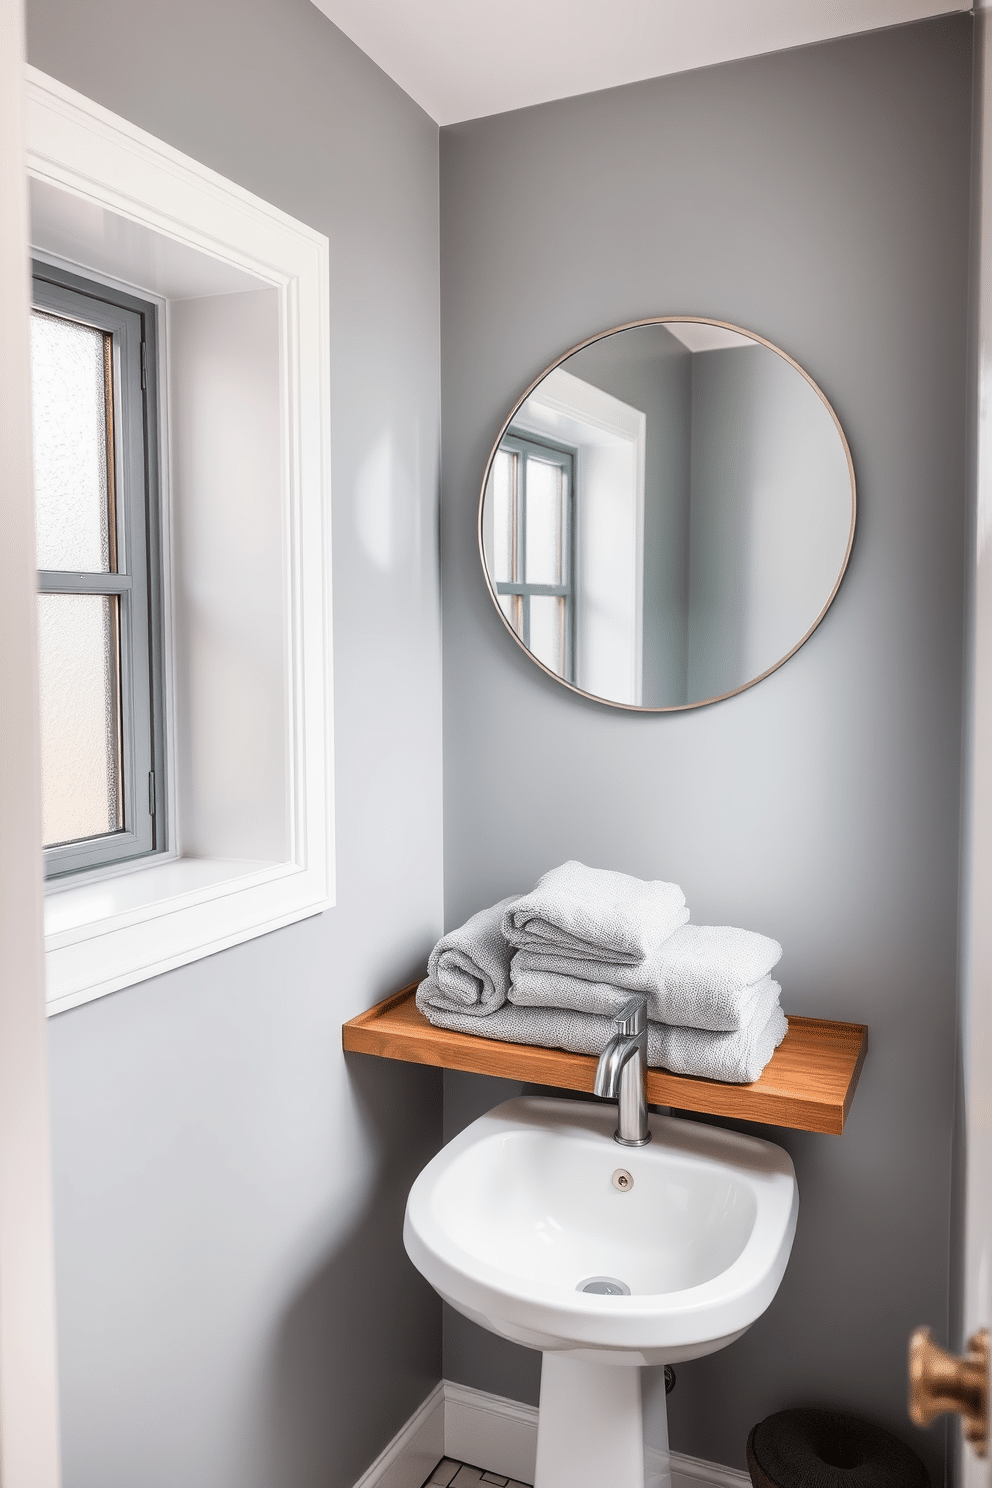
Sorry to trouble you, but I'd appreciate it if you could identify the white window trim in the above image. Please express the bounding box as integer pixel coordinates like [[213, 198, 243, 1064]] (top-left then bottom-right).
[[25, 66, 334, 1015]]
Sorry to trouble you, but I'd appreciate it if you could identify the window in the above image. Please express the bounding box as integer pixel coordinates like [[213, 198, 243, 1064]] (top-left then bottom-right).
[[31, 263, 164, 878], [490, 431, 575, 682], [27, 67, 333, 1014]]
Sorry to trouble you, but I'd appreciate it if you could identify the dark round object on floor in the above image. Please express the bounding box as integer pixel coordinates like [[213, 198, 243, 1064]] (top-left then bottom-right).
[[746, 1409, 930, 1488]]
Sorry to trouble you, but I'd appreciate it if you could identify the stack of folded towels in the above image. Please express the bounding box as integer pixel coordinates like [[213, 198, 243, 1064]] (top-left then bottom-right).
[[415, 861, 787, 1084]]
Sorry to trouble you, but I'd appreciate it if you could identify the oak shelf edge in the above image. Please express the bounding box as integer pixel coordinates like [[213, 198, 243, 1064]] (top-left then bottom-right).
[[343, 982, 867, 1136]]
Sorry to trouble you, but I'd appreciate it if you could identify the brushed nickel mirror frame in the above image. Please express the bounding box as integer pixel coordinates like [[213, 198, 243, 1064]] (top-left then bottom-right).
[[477, 316, 856, 712]]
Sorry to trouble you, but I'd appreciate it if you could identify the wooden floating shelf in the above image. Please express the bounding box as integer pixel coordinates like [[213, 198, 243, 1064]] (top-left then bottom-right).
[[342, 983, 867, 1136]]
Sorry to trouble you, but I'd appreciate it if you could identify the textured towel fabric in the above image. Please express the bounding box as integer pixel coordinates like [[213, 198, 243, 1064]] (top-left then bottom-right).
[[418, 979, 787, 1085], [503, 861, 688, 964], [509, 923, 782, 1031], [510, 964, 774, 1033], [418, 896, 519, 1017]]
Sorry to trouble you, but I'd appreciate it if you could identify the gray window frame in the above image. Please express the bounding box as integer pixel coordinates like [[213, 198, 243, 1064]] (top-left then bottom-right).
[[494, 429, 577, 682], [32, 262, 166, 879]]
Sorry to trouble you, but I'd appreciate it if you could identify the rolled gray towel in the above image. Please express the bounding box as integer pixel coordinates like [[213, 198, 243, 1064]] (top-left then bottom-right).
[[509, 923, 782, 1032], [503, 861, 688, 964], [417, 896, 519, 1017], [418, 980, 787, 1085]]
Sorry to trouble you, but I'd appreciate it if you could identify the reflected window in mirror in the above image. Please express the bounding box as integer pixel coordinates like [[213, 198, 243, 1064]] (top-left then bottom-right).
[[488, 432, 575, 682]]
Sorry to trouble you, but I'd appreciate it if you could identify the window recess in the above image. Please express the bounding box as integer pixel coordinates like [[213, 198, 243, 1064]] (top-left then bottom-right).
[[31, 264, 164, 878], [27, 66, 333, 1014]]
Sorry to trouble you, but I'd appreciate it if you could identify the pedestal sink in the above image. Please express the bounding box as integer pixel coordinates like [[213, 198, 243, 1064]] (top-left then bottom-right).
[[404, 1097, 798, 1488]]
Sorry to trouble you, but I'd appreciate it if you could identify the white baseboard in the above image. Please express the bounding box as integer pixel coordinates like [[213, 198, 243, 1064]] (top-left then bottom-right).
[[352, 1381, 445, 1488], [352, 1378, 749, 1488], [444, 1381, 539, 1484]]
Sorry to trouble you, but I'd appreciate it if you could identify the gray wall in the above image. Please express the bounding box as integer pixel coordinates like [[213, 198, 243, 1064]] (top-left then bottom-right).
[[439, 17, 971, 1481], [687, 343, 852, 702], [26, 2, 445, 1486]]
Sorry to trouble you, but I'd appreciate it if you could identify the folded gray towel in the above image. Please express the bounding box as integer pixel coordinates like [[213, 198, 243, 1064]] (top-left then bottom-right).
[[418, 979, 787, 1085], [510, 965, 774, 1033], [503, 861, 688, 964], [417, 896, 519, 1017], [509, 923, 782, 1031]]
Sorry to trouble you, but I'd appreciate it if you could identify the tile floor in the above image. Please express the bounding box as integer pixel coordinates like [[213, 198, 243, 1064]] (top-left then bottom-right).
[[422, 1457, 531, 1488]]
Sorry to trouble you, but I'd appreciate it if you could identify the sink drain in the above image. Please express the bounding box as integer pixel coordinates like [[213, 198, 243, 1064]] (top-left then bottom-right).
[[577, 1276, 631, 1295]]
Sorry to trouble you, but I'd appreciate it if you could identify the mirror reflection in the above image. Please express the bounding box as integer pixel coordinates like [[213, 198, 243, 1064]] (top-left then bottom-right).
[[480, 320, 855, 710]]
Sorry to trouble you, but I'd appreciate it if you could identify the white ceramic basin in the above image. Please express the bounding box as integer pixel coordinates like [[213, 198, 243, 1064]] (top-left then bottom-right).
[[404, 1096, 798, 1367]]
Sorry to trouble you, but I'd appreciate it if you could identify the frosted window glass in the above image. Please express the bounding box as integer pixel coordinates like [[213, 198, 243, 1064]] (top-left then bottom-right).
[[525, 457, 564, 585], [491, 449, 516, 583], [529, 595, 565, 677], [37, 594, 123, 846], [31, 310, 114, 573]]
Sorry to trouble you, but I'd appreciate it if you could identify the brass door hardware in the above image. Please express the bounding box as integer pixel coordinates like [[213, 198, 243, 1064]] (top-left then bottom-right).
[[909, 1326, 989, 1456]]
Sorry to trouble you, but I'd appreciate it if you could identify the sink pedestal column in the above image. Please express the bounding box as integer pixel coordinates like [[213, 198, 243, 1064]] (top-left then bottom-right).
[[534, 1354, 672, 1488]]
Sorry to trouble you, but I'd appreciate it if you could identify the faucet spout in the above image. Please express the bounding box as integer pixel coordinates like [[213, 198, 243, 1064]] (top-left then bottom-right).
[[592, 1029, 637, 1100], [593, 996, 651, 1147]]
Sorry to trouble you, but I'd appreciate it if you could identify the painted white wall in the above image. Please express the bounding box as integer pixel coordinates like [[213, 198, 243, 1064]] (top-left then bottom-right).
[[170, 289, 288, 862], [0, 0, 62, 1480]]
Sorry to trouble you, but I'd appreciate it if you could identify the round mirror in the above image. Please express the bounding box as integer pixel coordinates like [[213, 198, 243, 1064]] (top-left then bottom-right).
[[479, 318, 855, 710]]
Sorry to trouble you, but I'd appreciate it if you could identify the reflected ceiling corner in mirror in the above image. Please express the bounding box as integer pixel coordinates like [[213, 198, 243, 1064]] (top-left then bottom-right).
[[478, 317, 856, 712]]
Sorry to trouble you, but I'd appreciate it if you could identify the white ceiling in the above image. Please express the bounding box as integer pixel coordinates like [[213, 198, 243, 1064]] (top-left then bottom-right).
[[309, 0, 969, 126], [665, 323, 757, 354]]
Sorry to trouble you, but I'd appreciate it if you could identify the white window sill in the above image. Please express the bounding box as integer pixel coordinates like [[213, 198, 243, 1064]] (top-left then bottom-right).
[[45, 857, 329, 1015]]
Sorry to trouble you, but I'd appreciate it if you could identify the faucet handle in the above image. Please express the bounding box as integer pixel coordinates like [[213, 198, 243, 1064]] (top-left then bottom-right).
[[614, 995, 647, 1035]]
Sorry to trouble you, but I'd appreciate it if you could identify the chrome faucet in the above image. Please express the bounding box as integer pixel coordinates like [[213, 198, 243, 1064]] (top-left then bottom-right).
[[593, 995, 651, 1147]]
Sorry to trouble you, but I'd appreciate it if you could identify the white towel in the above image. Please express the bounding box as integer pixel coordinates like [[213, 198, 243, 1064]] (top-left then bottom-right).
[[418, 980, 787, 1085], [503, 861, 688, 964], [418, 896, 519, 1017], [510, 923, 782, 1032]]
